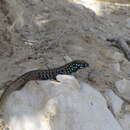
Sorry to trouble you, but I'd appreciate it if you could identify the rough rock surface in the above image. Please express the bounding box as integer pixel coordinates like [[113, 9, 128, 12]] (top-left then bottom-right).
[[119, 114, 130, 130], [104, 89, 124, 117], [2, 75, 122, 130], [115, 79, 130, 101], [0, 0, 130, 129]]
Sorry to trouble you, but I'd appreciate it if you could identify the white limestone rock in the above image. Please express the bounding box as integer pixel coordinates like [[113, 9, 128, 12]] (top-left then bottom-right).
[[126, 18, 130, 28], [123, 104, 130, 112], [119, 113, 130, 130], [2, 75, 122, 130], [104, 89, 124, 117], [115, 79, 130, 101]]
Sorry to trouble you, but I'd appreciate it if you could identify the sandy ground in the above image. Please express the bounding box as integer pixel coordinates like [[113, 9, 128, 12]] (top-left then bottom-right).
[[0, 0, 130, 129]]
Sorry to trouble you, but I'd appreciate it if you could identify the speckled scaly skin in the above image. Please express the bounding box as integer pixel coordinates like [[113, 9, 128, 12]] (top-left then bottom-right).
[[0, 60, 89, 107]]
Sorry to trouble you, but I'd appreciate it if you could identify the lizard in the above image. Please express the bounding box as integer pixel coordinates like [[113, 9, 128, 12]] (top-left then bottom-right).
[[0, 60, 89, 107]]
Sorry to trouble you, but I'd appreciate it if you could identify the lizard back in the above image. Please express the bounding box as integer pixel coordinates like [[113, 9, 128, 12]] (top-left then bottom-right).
[[0, 60, 89, 107]]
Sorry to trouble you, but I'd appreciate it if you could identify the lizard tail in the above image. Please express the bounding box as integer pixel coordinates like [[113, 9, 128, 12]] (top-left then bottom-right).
[[0, 87, 13, 110], [0, 72, 31, 109]]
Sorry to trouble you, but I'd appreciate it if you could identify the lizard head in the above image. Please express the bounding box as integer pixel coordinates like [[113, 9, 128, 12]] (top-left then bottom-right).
[[72, 60, 89, 69], [67, 60, 89, 73]]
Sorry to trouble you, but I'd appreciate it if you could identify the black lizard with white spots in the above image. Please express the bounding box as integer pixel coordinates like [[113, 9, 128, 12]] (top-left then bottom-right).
[[0, 60, 89, 106]]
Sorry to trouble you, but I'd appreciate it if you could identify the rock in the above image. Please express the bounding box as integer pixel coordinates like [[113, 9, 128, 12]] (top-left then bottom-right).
[[100, 50, 124, 62], [71, 2, 86, 10], [98, 35, 106, 41], [95, 60, 107, 69], [2, 75, 122, 130], [123, 104, 130, 112], [110, 52, 125, 62], [115, 79, 130, 101], [119, 114, 130, 130], [104, 89, 124, 117], [113, 63, 121, 72], [100, 49, 111, 58], [111, 63, 120, 72], [0, 119, 10, 130], [63, 55, 72, 62], [126, 18, 130, 28]]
